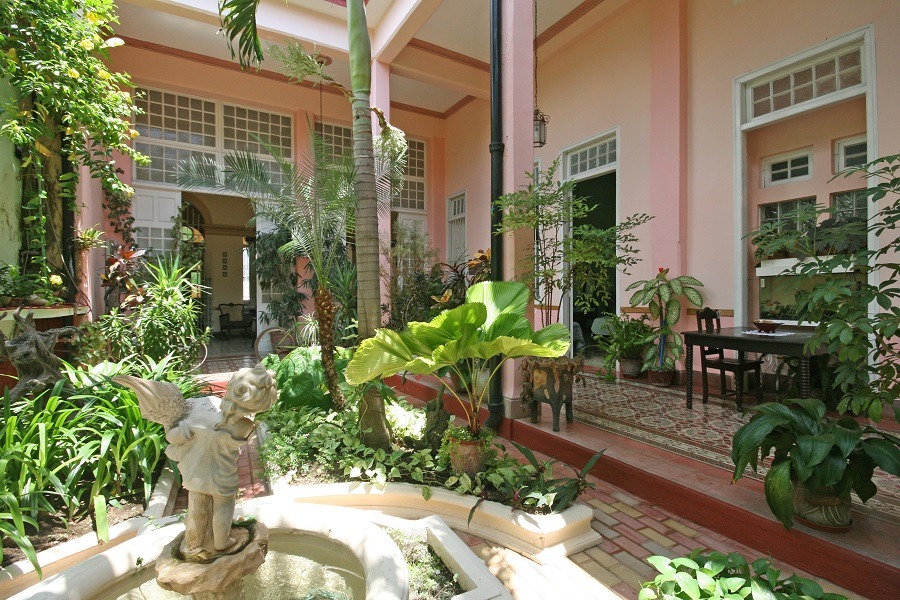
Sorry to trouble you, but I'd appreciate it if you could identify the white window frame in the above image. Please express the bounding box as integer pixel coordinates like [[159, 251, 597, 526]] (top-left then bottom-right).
[[732, 26, 876, 323], [446, 192, 466, 262], [393, 138, 427, 213], [761, 149, 813, 187], [743, 42, 865, 130], [834, 135, 868, 173], [133, 86, 294, 189]]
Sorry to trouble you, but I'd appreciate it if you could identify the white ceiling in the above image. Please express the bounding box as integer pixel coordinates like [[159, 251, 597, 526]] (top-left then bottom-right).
[[114, 0, 586, 115]]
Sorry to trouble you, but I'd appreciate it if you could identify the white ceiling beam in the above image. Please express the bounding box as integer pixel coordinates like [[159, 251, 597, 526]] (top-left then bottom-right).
[[122, 0, 350, 54], [390, 45, 489, 99], [371, 0, 443, 63]]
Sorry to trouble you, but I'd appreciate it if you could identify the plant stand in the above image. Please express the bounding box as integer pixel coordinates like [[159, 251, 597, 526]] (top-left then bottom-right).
[[522, 356, 583, 432]]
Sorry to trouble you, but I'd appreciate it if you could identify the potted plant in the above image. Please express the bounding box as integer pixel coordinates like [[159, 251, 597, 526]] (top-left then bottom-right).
[[595, 313, 656, 380], [496, 159, 651, 420], [346, 280, 570, 475], [731, 398, 900, 531], [627, 268, 703, 386]]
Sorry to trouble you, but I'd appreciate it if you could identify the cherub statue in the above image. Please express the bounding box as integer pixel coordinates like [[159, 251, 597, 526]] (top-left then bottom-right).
[[115, 364, 277, 562]]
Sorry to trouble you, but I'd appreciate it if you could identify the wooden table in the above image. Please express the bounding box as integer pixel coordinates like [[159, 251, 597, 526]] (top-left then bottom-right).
[[682, 326, 827, 409]]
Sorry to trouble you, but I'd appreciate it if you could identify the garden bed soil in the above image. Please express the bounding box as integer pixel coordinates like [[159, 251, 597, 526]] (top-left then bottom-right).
[[1, 501, 145, 568]]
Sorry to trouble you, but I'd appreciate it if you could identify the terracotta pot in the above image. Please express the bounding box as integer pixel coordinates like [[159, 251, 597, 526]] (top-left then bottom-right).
[[793, 484, 852, 532], [448, 438, 486, 477], [619, 358, 643, 378], [648, 369, 674, 387]]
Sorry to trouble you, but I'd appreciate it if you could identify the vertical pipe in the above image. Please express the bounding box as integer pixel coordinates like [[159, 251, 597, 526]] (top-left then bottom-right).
[[485, 0, 505, 430]]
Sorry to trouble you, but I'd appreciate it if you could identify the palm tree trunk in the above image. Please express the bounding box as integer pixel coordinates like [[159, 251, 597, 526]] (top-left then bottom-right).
[[348, 0, 391, 450], [315, 285, 345, 409]]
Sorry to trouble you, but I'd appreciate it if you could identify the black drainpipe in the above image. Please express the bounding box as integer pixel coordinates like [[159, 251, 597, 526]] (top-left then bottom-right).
[[485, 0, 504, 431]]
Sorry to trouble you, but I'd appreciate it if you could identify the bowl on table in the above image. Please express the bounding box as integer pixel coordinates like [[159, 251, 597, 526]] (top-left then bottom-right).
[[752, 320, 780, 333]]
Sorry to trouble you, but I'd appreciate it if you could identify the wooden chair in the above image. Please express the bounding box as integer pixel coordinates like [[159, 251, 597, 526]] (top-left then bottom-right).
[[696, 308, 763, 410]]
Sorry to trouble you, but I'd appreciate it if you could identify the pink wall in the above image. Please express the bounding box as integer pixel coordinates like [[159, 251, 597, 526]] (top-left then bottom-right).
[[687, 0, 900, 314], [443, 98, 491, 263]]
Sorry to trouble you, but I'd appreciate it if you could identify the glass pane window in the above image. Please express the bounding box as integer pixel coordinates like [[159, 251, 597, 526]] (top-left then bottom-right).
[[447, 194, 466, 262], [393, 139, 426, 212], [568, 136, 616, 178], [749, 46, 863, 120], [134, 88, 216, 147], [314, 122, 353, 159], [223, 104, 292, 159], [763, 152, 812, 186], [830, 189, 867, 221], [759, 197, 816, 232], [834, 136, 867, 172]]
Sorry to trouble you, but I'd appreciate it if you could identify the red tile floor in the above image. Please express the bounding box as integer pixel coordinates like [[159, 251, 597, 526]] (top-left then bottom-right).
[[190, 349, 895, 599]]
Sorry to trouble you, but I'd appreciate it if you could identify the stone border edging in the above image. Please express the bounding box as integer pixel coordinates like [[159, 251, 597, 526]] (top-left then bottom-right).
[[0, 465, 180, 598], [270, 479, 600, 564]]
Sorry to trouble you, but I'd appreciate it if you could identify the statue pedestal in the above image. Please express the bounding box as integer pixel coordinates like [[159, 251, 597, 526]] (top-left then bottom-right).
[[156, 523, 269, 599]]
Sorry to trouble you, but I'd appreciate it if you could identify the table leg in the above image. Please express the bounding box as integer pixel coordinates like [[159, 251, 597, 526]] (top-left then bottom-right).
[[686, 343, 694, 409], [735, 351, 745, 411], [800, 356, 811, 399]]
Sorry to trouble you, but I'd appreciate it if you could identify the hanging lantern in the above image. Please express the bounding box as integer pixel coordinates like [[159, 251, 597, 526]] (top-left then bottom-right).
[[533, 108, 548, 148]]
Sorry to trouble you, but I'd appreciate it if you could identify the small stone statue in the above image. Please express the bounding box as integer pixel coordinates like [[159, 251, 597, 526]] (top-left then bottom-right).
[[115, 364, 277, 562], [0, 308, 77, 403]]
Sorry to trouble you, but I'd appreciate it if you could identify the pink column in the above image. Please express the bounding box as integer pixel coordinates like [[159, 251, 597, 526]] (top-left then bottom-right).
[[649, 0, 688, 276], [500, 0, 535, 401], [371, 60, 393, 319]]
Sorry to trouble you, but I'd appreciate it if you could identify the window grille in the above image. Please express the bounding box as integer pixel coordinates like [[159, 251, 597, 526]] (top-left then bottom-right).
[[568, 136, 616, 178], [224, 104, 292, 159], [749, 46, 862, 120], [314, 122, 353, 158], [134, 89, 216, 147], [447, 194, 466, 262], [394, 139, 426, 211], [760, 197, 816, 232], [831, 189, 867, 221], [134, 143, 216, 185]]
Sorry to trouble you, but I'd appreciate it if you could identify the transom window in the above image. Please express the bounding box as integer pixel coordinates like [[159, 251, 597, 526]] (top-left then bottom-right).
[[568, 136, 616, 178], [394, 139, 426, 212], [133, 87, 293, 186], [760, 197, 816, 232], [762, 150, 811, 186], [831, 189, 867, 221], [834, 136, 867, 172], [749, 45, 862, 119]]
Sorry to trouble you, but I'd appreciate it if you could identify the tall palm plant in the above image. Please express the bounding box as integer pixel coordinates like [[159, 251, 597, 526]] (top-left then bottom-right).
[[178, 136, 355, 408], [218, 0, 401, 448]]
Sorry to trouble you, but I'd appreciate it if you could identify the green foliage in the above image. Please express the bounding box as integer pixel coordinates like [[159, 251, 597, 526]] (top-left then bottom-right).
[[382, 224, 442, 330], [432, 249, 492, 311], [0, 0, 145, 281], [495, 158, 651, 325], [731, 398, 900, 529], [346, 281, 570, 433], [383, 527, 463, 600], [595, 313, 657, 381], [748, 155, 900, 422], [95, 257, 210, 371], [0, 357, 200, 575], [250, 229, 308, 329], [260, 401, 598, 516], [627, 268, 704, 371], [270, 346, 354, 410], [640, 549, 847, 600]]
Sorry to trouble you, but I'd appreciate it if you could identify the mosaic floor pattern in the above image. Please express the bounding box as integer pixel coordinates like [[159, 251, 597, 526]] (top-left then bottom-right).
[[573, 375, 900, 525]]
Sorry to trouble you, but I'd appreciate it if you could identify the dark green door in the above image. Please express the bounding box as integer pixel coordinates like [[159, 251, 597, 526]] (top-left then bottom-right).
[[572, 172, 616, 355]]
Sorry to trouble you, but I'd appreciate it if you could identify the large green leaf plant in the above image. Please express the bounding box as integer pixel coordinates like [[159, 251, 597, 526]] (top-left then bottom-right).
[[731, 398, 900, 529], [627, 268, 703, 372], [346, 281, 570, 434]]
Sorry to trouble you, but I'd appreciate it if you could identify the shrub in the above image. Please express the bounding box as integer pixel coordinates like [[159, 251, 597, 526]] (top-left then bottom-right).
[[640, 550, 847, 600], [267, 346, 354, 410]]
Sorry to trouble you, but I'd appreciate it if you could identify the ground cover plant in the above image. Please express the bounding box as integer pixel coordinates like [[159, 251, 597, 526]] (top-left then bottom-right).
[[384, 527, 463, 600], [259, 399, 600, 515], [640, 549, 848, 600], [0, 357, 206, 575]]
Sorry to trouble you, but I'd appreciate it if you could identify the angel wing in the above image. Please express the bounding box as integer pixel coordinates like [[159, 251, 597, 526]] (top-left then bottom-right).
[[113, 376, 189, 430]]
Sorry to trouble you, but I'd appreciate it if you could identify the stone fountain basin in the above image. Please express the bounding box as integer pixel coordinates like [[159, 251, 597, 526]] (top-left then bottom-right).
[[11, 501, 409, 600], [271, 479, 601, 564]]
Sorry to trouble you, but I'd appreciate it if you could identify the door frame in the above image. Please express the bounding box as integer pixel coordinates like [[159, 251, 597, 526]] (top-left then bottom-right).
[[558, 127, 621, 340]]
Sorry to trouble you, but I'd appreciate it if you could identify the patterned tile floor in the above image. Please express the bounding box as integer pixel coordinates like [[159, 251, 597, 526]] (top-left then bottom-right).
[[573, 375, 900, 525], [195, 358, 873, 599]]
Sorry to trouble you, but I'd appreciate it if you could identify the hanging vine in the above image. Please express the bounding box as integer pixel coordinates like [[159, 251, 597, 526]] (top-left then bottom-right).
[[0, 0, 146, 280]]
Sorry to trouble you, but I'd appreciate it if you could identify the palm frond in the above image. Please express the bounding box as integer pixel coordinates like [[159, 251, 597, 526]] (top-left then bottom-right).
[[219, 0, 263, 69]]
